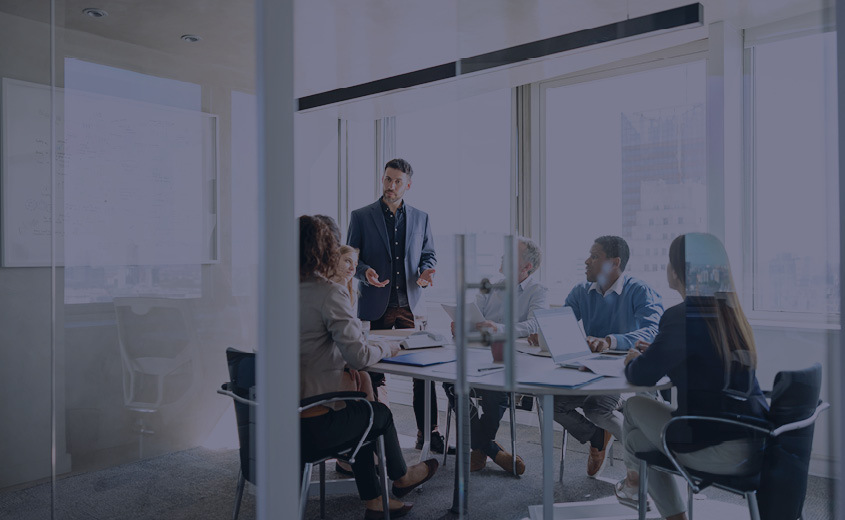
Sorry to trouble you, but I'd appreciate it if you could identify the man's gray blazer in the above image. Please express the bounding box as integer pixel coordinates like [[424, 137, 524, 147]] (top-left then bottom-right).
[[347, 200, 436, 321]]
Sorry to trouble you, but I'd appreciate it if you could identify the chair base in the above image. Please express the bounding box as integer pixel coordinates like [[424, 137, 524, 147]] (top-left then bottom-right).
[[232, 471, 246, 520]]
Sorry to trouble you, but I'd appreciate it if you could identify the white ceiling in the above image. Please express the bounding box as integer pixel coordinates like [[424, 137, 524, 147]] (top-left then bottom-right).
[[0, 0, 831, 98]]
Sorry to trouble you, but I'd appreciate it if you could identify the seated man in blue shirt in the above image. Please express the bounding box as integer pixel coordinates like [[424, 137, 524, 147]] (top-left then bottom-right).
[[445, 237, 549, 475], [554, 235, 663, 477]]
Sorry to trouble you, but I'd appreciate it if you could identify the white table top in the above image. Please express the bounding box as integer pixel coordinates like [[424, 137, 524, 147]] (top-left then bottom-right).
[[369, 329, 671, 396]]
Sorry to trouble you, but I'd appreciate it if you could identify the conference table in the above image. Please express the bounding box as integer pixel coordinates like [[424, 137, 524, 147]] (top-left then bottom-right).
[[369, 329, 671, 520]]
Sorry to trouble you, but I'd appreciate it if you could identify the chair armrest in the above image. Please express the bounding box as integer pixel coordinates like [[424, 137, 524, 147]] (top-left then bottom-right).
[[217, 383, 257, 407], [663, 414, 772, 439], [712, 412, 773, 431], [299, 391, 372, 465], [771, 401, 830, 437], [657, 414, 772, 493], [300, 391, 367, 409]]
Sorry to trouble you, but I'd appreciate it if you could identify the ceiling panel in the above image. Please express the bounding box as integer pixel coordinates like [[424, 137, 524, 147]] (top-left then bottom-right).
[[0, 0, 831, 97]]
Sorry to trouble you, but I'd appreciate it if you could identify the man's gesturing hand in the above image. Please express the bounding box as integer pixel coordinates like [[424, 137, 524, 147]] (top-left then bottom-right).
[[417, 268, 436, 287], [365, 268, 390, 287]]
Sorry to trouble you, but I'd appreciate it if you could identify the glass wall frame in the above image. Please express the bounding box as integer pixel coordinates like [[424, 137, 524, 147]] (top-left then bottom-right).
[[742, 18, 840, 327]]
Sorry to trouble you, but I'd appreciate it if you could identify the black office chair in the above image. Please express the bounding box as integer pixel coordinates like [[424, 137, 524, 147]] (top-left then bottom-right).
[[217, 348, 256, 520], [218, 348, 391, 520], [633, 364, 827, 520], [299, 391, 391, 520]]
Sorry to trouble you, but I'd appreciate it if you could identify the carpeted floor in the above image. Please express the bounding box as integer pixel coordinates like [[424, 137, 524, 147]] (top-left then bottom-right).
[[0, 403, 834, 520]]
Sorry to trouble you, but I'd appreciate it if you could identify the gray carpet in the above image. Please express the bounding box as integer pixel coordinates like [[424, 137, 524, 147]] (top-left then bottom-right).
[[0, 403, 834, 519], [1, 447, 253, 520]]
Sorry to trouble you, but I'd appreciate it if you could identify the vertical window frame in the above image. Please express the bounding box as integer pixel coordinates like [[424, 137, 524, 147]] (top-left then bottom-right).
[[743, 23, 840, 327]]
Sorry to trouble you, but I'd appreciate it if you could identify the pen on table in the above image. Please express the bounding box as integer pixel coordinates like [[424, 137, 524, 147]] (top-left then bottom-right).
[[476, 366, 504, 372]]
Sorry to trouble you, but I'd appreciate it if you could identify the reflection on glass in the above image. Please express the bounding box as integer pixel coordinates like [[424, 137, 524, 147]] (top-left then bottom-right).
[[395, 89, 512, 330], [544, 61, 707, 308]]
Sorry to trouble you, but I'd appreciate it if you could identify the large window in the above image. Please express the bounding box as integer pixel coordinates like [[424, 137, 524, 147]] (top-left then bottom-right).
[[746, 31, 839, 318], [394, 89, 513, 324], [541, 60, 707, 307]]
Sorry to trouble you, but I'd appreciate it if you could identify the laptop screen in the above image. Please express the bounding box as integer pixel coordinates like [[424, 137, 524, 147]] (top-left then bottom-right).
[[534, 307, 589, 364]]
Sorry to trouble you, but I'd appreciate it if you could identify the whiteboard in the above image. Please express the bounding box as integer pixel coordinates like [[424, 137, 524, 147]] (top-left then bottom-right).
[[1, 78, 218, 267]]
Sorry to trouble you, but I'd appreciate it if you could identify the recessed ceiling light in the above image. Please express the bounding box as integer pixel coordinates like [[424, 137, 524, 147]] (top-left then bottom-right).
[[81, 7, 108, 18], [180, 34, 202, 43]]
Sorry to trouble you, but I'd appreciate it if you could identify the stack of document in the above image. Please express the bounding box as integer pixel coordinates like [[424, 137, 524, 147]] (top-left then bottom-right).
[[399, 334, 444, 350], [578, 355, 626, 378], [519, 367, 603, 388]]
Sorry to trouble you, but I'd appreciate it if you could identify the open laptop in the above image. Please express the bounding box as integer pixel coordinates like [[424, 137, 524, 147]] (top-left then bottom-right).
[[533, 307, 626, 371]]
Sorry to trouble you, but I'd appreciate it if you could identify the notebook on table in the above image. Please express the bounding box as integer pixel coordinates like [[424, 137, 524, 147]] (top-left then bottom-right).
[[380, 350, 457, 367]]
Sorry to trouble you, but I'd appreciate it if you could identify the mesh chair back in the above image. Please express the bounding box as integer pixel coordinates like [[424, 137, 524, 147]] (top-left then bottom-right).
[[758, 363, 822, 520], [227, 348, 256, 484], [114, 297, 200, 409]]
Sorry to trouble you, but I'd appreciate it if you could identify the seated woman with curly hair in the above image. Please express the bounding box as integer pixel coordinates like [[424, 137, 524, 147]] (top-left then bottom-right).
[[298, 215, 438, 519]]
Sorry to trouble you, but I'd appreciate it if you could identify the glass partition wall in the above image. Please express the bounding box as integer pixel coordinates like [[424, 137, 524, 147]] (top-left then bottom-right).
[[0, 1, 261, 517], [0, 3, 55, 512], [1, 1, 842, 519]]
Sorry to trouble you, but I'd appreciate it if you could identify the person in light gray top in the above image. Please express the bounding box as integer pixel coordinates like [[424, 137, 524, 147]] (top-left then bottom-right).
[[445, 236, 548, 475], [299, 271, 392, 403], [473, 237, 548, 337], [298, 215, 438, 518]]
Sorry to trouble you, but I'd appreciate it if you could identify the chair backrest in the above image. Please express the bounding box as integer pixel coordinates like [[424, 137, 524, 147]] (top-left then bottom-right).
[[114, 297, 201, 408], [758, 363, 822, 520], [226, 347, 256, 484]]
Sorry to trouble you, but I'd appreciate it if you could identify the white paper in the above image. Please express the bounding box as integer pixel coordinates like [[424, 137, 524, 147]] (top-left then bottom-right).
[[399, 334, 443, 349], [579, 355, 626, 377], [518, 367, 603, 388], [430, 362, 504, 378]]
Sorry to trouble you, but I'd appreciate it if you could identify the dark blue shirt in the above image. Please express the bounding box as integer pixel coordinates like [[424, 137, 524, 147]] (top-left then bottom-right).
[[380, 198, 408, 308], [625, 299, 769, 451]]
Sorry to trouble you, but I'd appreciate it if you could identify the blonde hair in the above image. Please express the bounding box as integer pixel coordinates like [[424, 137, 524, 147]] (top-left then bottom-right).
[[334, 245, 359, 305], [337, 245, 359, 259]]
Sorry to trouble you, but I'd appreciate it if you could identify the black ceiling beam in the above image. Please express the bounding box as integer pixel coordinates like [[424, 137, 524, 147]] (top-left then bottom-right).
[[296, 3, 703, 111]]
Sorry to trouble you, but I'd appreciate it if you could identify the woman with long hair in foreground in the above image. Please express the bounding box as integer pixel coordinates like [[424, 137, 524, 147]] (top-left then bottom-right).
[[616, 233, 768, 520]]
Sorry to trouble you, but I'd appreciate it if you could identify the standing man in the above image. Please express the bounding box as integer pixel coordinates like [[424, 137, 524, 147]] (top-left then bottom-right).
[[348, 158, 451, 453], [554, 236, 663, 477]]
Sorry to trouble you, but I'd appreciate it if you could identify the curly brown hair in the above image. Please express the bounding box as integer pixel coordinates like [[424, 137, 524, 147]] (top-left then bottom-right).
[[299, 215, 340, 281]]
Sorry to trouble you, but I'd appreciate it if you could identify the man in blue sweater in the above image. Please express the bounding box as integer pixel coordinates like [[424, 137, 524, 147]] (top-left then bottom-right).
[[554, 236, 663, 477]]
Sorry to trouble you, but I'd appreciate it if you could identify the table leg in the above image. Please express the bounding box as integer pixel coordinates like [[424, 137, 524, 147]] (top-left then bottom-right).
[[421, 379, 431, 462], [541, 394, 553, 520]]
